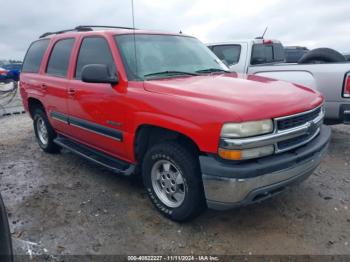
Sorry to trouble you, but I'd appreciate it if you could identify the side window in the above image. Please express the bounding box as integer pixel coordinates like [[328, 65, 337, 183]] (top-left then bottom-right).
[[273, 44, 285, 61], [46, 38, 75, 77], [211, 45, 241, 66], [251, 44, 285, 65], [22, 39, 49, 73], [75, 37, 115, 79], [251, 44, 273, 65]]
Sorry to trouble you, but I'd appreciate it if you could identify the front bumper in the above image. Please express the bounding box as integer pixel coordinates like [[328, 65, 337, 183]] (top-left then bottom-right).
[[200, 125, 331, 210]]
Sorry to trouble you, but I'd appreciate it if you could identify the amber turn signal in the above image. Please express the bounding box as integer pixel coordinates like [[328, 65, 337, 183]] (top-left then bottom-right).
[[218, 145, 274, 160], [218, 148, 242, 160]]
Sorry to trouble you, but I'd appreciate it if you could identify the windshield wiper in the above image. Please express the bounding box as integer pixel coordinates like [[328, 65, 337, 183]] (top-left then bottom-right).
[[144, 70, 199, 79], [195, 68, 230, 74]]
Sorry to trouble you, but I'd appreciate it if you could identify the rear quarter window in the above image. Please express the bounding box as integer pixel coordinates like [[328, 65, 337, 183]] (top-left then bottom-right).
[[22, 39, 50, 73]]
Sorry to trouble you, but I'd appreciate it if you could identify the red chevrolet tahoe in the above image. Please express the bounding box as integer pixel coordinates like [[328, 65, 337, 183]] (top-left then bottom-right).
[[20, 26, 331, 221]]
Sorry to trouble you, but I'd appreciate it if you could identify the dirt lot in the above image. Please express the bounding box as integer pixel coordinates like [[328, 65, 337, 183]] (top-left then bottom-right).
[[0, 114, 349, 257]]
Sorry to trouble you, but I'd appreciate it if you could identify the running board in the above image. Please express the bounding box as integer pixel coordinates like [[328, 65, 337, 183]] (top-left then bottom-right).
[[54, 136, 135, 175]]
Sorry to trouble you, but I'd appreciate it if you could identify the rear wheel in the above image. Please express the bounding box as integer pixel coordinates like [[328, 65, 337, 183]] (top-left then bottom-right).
[[142, 142, 206, 222], [33, 108, 60, 153]]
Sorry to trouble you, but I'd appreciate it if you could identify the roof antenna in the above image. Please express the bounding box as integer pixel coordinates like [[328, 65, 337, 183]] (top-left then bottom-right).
[[255, 26, 268, 39], [131, 0, 138, 78]]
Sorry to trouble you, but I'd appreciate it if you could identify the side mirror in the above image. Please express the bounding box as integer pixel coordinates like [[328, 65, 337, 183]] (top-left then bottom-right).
[[81, 64, 119, 85]]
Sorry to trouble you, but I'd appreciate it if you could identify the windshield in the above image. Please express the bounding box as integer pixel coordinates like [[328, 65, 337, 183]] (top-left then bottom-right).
[[115, 34, 228, 80]]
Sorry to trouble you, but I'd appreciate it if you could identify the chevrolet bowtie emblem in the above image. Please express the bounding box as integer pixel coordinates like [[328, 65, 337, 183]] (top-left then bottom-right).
[[307, 121, 317, 135]]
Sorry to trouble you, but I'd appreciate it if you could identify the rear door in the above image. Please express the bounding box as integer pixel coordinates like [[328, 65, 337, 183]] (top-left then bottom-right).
[[66, 36, 127, 159], [42, 38, 75, 134]]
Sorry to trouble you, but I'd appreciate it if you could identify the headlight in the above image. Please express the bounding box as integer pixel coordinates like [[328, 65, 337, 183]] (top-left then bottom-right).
[[219, 119, 274, 160], [220, 119, 273, 138]]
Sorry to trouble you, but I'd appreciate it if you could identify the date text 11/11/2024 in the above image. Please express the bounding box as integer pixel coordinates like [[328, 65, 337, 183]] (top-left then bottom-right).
[[127, 255, 220, 261]]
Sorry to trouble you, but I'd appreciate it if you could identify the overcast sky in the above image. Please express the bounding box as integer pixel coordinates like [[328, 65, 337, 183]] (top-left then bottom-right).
[[0, 0, 349, 60]]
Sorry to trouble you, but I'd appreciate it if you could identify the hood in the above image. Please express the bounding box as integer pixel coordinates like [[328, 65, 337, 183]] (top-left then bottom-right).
[[143, 73, 323, 122]]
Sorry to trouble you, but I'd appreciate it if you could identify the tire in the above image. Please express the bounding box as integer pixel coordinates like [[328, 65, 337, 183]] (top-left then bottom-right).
[[298, 48, 345, 64], [0, 194, 13, 261], [142, 141, 206, 222], [33, 108, 60, 153]]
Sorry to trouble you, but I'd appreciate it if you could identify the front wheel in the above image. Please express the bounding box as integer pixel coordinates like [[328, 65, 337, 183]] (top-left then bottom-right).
[[142, 142, 206, 222]]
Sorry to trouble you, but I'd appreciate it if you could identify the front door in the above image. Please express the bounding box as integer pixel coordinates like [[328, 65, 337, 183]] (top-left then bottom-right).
[[66, 36, 127, 160]]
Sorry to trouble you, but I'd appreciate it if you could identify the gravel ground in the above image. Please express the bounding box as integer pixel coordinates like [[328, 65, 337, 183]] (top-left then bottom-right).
[[0, 114, 349, 257]]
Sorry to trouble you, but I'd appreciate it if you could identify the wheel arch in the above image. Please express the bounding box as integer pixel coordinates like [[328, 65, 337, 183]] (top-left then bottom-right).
[[134, 124, 201, 164], [27, 97, 45, 118]]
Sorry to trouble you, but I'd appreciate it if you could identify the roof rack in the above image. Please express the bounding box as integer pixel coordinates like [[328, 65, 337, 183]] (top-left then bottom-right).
[[39, 25, 137, 38], [76, 25, 137, 30]]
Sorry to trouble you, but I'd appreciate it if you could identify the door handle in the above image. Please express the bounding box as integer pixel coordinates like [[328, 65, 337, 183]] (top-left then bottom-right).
[[41, 83, 47, 90], [68, 88, 76, 96]]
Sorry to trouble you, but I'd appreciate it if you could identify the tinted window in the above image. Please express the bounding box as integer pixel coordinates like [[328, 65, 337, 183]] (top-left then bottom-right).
[[274, 44, 285, 61], [22, 40, 49, 73], [284, 49, 308, 63], [251, 43, 285, 65], [46, 38, 75, 77], [251, 44, 273, 64], [211, 45, 241, 65], [75, 37, 115, 79]]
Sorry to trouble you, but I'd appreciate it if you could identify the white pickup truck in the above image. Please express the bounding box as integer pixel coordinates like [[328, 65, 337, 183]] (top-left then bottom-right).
[[208, 39, 350, 124]]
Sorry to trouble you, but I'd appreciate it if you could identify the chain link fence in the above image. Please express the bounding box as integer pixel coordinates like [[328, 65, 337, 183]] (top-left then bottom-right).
[[0, 81, 25, 117]]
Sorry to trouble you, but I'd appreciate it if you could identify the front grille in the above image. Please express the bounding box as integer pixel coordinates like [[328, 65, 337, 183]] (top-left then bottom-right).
[[274, 106, 323, 153], [277, 133, 312, 150], [277, 107, 321, 130]]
